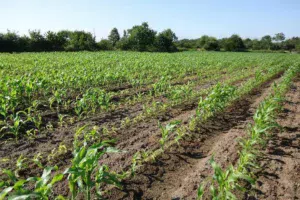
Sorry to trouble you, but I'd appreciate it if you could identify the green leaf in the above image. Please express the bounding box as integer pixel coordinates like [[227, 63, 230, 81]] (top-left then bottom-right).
[[36, 166, 54, 189], [13, 180, 27, 190], [2, 169, 17, 182], [8, 193, 40, 200], [105, 147, 119, 153], [0, 181, 6, 188], [0, 187, 13, 200], [50, 174, 64, 186], [55, 195, 66, 200], [197, 184, 204, 200]]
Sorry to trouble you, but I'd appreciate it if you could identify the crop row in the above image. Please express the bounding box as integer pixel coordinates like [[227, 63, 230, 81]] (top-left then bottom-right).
[[196, 65, 300, 199]]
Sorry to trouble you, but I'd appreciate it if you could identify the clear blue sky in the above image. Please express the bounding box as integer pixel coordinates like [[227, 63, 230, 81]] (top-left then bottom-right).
[[1, 0, 299, 40]]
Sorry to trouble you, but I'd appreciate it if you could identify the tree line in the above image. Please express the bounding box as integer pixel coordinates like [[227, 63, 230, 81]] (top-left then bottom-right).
[[176, 33, 300, 52], [1, 22, 300, 53], [0, 22, 177, 53]]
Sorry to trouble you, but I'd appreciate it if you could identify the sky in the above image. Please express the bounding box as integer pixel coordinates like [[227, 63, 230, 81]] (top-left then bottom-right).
[[1, 0, 300, 41]]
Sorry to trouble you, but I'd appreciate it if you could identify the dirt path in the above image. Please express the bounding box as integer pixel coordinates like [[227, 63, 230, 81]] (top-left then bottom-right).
[[249, 76, 300, 200], [106, 73, 282, 200]]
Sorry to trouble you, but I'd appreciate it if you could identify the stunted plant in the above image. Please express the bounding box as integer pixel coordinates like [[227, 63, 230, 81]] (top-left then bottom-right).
[[130, 150, 152, 177], [47, 143, 68, 163], [1, 113, 23, 141], [32, 153, 44, 169], [158, 120, 181, 151], [175, 126, 187, 146], [58, 114, 67, 127]]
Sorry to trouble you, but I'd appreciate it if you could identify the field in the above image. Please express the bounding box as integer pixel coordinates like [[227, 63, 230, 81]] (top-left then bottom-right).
[[0, 51, 299, 199]]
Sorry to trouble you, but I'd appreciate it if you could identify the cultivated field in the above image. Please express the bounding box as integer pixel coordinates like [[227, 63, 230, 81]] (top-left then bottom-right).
[[0, 51, 299, 199]]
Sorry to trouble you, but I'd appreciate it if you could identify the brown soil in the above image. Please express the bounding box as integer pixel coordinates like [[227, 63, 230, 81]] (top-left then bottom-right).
[[248, 76, 300, 200], [105, 74, 283, 200]]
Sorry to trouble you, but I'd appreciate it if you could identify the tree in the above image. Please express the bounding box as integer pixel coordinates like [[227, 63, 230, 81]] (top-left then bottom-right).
[[195, 36, 220, 51], [0, 31, 20, 52], [116, 37, 131, 50], [223, 34, 245, 51], [64, 31, 96, 51], [97, 39, 113, 50], [123, 30, 127, 38], [243, 38, 253, 49], [127, 22, 156, 51], [155, 29, 178, 52], [273, 33, 285, 42], [108, 28, 120, 46], [46, 31, 67, 51], [296, 44, 300, 52], [203, 38, 220, 51], [261, 35, 272, 50], [197, 35, 210, 48], [18, 35, 31, 52], [252, 39, 263, 50], [28, 30, 48, 51], [284, 37, 300, 52], [175, 39, 197, 49]]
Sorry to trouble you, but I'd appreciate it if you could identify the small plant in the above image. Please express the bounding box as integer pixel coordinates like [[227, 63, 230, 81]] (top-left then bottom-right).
[[15, 155, 28, 178], [188, 117, 197, 132], [0, 166, 63, 200], [25, 129, 38, 140], [175, 127, 187, 146], [130, 150, 152, 177], [1, 113, 23, 141], [121, 117, 131, 128], [158, 120, 181, 151], [47, 143, 68, 163], [58, 114, 67, 127], [32, 114, 42, 132], [209, 157, 254, 200], [32, 153, 44, 168], [65, 129, 122, 200], [196, 184, 204, 200], [196, 84, 236, 120]]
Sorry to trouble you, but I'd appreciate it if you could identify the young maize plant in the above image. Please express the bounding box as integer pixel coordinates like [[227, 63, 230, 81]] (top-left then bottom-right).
[[0, 113, 23, 142], [189, 83, 236, 132], [74, 88, 111, 117], [58, 114, 67, 127], [196, 84, 236, 120], [152, 76, 171, 96], [0, 166, 63, 200], [208, 157, 255, 200], [158, 120, 181, 151], [64, 127, 123, 200], [130, 149, 154, 177]]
